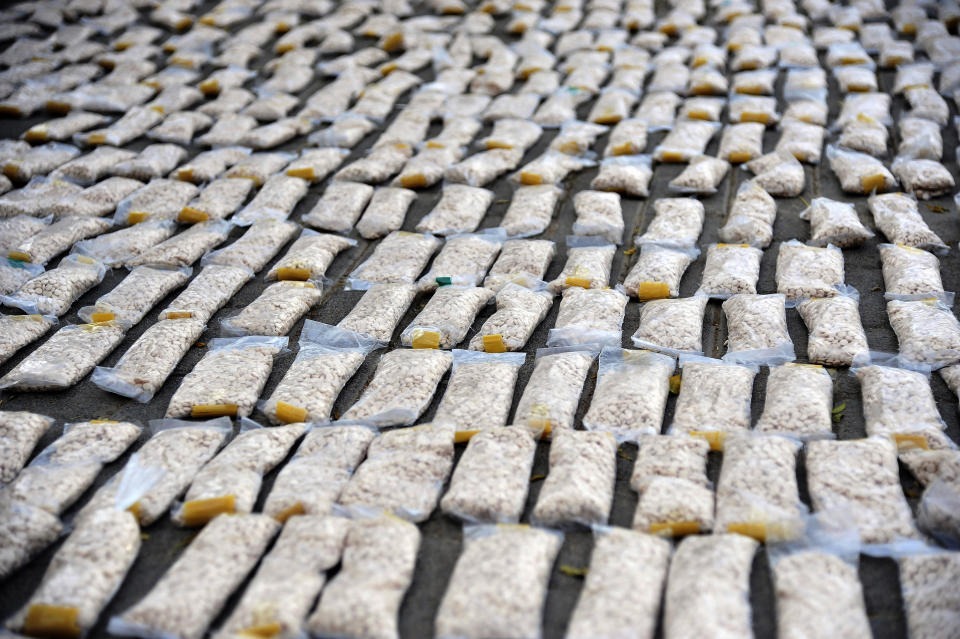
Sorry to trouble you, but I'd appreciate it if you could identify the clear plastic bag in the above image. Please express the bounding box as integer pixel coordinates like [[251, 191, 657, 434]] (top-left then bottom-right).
[[8, 216, 110, 265], [669, 356, 756, 448], [776, 120, 826, 164], [434, 524, 562, 639], [50, 146, 136, 185], [511, 150, 594, 185], [444, 148, 523, 186], [24, 111, 110, 145], [800, 197, 874, 248], [891, 157, 955, 201], [715, 434, 806, 540], [718, 123, 764, 164], [835, 66, 878, 93], [178, 177, 254, 224], [631, 295, 707, 357], [221, 280, 321, 337], [548, 286, 627, 347], [722, 293, 794, 364], [499, 184, 562, 237], [224, 152, 294, 187], [745, 151, 806, 197], [336, 283, 417, 344], [146, 112, 211, 146], [432, 350, 525, 435], [300, 181, 373, 234], [2, 254, 107, 317], [669, 156, 730, 195], [79, 265, 191, 325], [469, 283, 553, 353], [887, 299, 960, 370], [515, 345, 599, 434], [572, 190, 623, 244], [158, 264, 252, 323], [79, 418, 232, 526], [354, 186, 417, 239], [218, 514, 350, 639], [775, 240, 845, 300], [484, 239, 555, 291], [854, 363, 950, 447], [783, 100, 828, 126], [663, 534, 758, 637], [415, 184, 495, 236], [174, 147, 251, 183], [582, 348, 674, 441], [338, 424, 455, 521], [400, 285, 493, 349], [623, 245, 697, 300], [794, 292, 867, 366], [634, 91, 681, 130], [532, 428, 618, 526], [265, 230, 354, 282], [418, 231, 504, 291], [904, 86, 949, 126], [652, 120, 720, 162], [127, 220, 232, 268], [203, 219, 299, 274], [261, 321, 382, 425], [589, 155, 653, 198], [636, 197, 705, 249], [898, 552, 960, 639], [231, 174, 308, 226], [441, 427, 537, 523], [879, 244, 948, 302], [697, 244, 763, 299], [108, 514, 278, 639], [718, 180, 776, 247], [678, 97, 725, 122], [837, 116, 889, 157], [0, 410, 54, 484], [305, 513, 419, 639], [115, 178, 199, 224], [806, 437, 922, 547], [867, 192, 948, 254], [826, 144, 897, 194], [166, 336, 288, 419], [604, 118, 648, 156], [566, 527, 670, 638], [172, 421, 304, 527]]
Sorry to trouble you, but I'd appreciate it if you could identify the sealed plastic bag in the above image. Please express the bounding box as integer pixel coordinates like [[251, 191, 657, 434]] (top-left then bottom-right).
[[532, 429, 617, 526], [582, 348, 674, 441], [301, 181, 373, 234], [469, 283, 553, 353], [604, 118, 648, 156], [718, 123, 764, 163], [669, 356, 756, 448], [354, 186, 417, 239], [221, 280, 321, 337], [722, 293, 795, 364], [418, 232, 504, 291], [337, 423, 455, 521], [753, 363, 833, 439], [775, 240, 845, 300], [50, 146, 135, 185], [715, 434, 805, 540], [400, 285, 493, 349], [115, 179, 199, 224], [0, 410, 54, 483], [826, 145, 897, 194], [79, 265, 190, 325], [126, 220, 232, 268], [887, 299, 960, 370], [879, 244, 948, 301], [565, 527, 670, 639], [499, 184, 562, 237], [638, 199, 704, 250], [590, 155, 653, 198], [158, 264, 252, 323], [652, 120, 720, 162], [663, 535, 758, 638], [868, 192, 948, 254], [898, 552, 960, 639], [261, 321, 381, 425], [796, 293, 869, 366], [0, 313, 55, 366], [166, 337, 288, 419], [266, 230, 355, 282], [416, 184, 494, 236], [572, 190, 623, 244], [800, 197, 873, 248], [855, 362, 950, 447], [548, 286, 627, 347], [2, 254, 106, 316], [484, 239, 555, 291], [174, 147, 251, 183], [513, 345, 599, 435], [441, 427, 537, 523], [178, 178, 254, 224], [6, 454, 158, 639], [432, 350, 525, 435], [172, 421, 304, 527], [718, 181, 776, 247], [233, 174, 309, 226], [632, 295, 707, 356], [806, 437, 922, 547], [8, 216, 111, 265], [109, 514, 278, 639], [746, 151, 806, 197], [511, 151, 594, 186], [891, 157, 955, 201], [623, 245, 697, 300]]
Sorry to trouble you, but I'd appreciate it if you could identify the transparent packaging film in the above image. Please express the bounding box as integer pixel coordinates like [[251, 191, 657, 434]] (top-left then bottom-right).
[[262, 425, 376, 521], [756, 363, 834, 439], [349, 231, 441, 288], [623, 245, 697, 300], [399, 286, 493, 349], [165, 336, 288, 419], [341, 349, 453, 427], [0, 321, 127, 392], [806, 438, 921, 546], [855, 364, 950, 445], [440, 427, 537, 523], [632, 295, 708, 356], [221, 281, 321, 337], [261, 321, 382, 425], [468, 284, 553, 352], [337, 424, 455, 522], [418, 232, 504, 291], [306, 514, 419, 639], [79, 418, 231, 526], [172, 422, 304, 526], [887, 299, 960, 369], [670, 357, 756, 445], [2, 254, 106, 317], [301, 181, 373, 234], [663, 534, 758, 638], [0, 410, 55, 483], [547, 241, 615, 293], [636, 197, 704, 249], [796, 294, 869, 366], [549, 286, 627, 347], [484, 239, 555, 292], [109, 514, 279, 639], [432, 350, 525, 434], [80, 265, 191, 325], [126, 220, 232, 268], [696, 243, 763, 299], [434, 525, 561, 639], [898, 552, 960, 639], [159, 264, 252, 323], [722, 294, 795, 364], [514, 346, 599, 435], [775, 240, 845, 301]]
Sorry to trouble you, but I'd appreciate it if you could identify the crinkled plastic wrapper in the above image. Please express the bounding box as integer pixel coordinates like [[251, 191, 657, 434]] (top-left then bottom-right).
[[801, 197, 874, 248], [548, 286, 627, 347], [868, 192, 948, 254], [590, 155, 652, 197], [0, 321, 126, 392], [2, 254, 106, 316], [722, 293, 795, 364], [337, 424, 455, 521], [400, 286, 493, 349], [756, 363, 834, 439], [636, 198, 704, 249], [697, 243, 763, 299], [514, 346, 598, 435], [670, 357, 756, 448], [775, 240, 845, 301], [623, 245, 697, 300], [349, 231, 441, 288], [855, 364, 952, 448], [80, 265, 191, 325], [432, 350, 525, 435], [165, 336, 287, 419], [159, 264, 252, 323], [355, 186, 417, 239], [441, 427, 537, 523], [632, 295, 708, 356], [221, 281, 321, 337], [888, 299, 960, 370], [434, 525, 562, 639], [500, 184, 562, 237], [796, 294, 869, 366], [469, 283, 553, 352]]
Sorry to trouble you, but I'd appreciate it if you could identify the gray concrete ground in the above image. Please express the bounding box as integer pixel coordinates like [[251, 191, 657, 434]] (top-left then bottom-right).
[[1, 1, 959, 638]]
